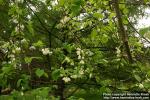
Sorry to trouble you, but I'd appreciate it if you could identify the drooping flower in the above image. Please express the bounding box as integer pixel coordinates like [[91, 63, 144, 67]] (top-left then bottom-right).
[[60, 16, 70, 24], [81, 56, 84, 59], [70, 62, 74, 66], [12, 58, 16, 61], [79, 69, 84, 75], [21, 39, 27, 44], [29, 46, 36, 50], [78, 55, 81, 59], [79, 60, 85, 64], [76, 50, 80, 56], [20, 24, 24, 30], [21, 92, 24, 96], [63, 56, 71, 63], [87, 51, 94, 56], [62, 77, 71, 83], [139, 83, 144, 89], [80, 50, 84, 53], [89, 73, 92, 78], [41, 48, 52, 55], [13, 19, 18, 23], [13, 47, 21, 53], [76, 48, 81, 51], [16, 47, 21, 51], [9, 54, 15, 58]]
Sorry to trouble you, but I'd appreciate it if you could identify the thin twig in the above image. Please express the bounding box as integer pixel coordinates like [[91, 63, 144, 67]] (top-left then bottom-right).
[[127, 19, 150, 44], [25, 0, 63, 42]]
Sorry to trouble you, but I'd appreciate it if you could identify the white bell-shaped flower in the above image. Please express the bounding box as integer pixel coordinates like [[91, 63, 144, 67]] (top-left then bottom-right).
[[139, 83, 144, 89], [62, 77, 71, 83], [29, 46, 36, 50], [79, 60, 85, 64], [41, 48, 52, 55]]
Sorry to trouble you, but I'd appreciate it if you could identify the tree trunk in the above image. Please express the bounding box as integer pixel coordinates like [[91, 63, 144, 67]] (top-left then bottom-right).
[[113, 0, 133, 63]]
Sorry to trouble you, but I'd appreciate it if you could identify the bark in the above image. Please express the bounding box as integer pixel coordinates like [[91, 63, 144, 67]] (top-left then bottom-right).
[[113, 0, 133, 63], [57, 79, 65, 100]]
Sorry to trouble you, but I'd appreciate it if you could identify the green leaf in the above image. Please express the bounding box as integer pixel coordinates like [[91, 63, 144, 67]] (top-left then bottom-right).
[[59, 0, 65, 6], [99, 86, 108, 94], [52, 69, 60, 80], [139, 26, 150, 35], [134, 74, 141, 82], [143, 82, 150, 89], [17, 79, 23, 87], [93, 13, 103, 19], [24, 57, 32, 64], [119, 4, 125, 10], [74, 0, 84, 5], [122, 19, 128, 24], [117, 86, 129, 90], [33, 40, 44, 47], [32, 87, 51, 98], [62, 56, 71, 64], [144, 0, 149, 3], [44, 72, 49, 78], [117, 84, 129, 90], [0, 0, 3, 4], [91, 29, 97, 40], [27, 21, 34, 36], [123, 8, 129, 14], [2, 65, 14, 74], [63, 43, 73, 54], [110, 13, 116, 18], [31, 57, 43, 60], [100, 79, 112, 86], [70, 4, 81, 17], [101, 34, 108, 43], [35, 69, 45, 78]]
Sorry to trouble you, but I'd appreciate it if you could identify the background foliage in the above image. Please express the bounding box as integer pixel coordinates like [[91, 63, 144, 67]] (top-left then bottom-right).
[[0, 0, 150, 100]]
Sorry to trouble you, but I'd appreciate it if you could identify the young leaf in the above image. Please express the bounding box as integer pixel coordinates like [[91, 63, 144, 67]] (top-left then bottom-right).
[[59, 0, 65, 6], [35, 69, 45, 78], [33, 40, 44, 47], [91, 29, 97, 40], [24, 57, 32, 64], [122, 19, 128, 25], [93, 13, 103, 19], [52, 69, 60, 80]]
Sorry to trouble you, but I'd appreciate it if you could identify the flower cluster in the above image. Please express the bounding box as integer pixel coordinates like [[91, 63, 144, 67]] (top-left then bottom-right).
[[60, 16, 70, 24], [15, 24, 24, 32], [76, 48, 85, 65], [85, 50, 94, 56], [62, 77, 71, 83], [21, 38, 28, 44], [70, 68, 85, 79], [41, 48, 52, 55], [0, 40, 22, 69], [8, 54, 15, 61], [12, 47, 21, 54]]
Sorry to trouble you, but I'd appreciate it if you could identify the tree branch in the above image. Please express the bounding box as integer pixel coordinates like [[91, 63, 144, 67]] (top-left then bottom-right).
[[25, 0, 63, 42]]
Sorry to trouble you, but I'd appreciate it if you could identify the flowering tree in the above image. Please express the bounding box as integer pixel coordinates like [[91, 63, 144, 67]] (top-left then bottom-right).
[[0, 0, 150, 100]]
